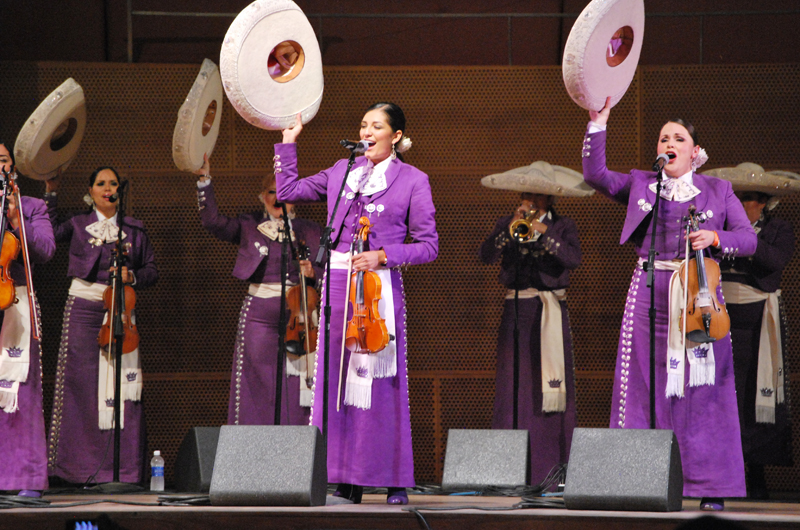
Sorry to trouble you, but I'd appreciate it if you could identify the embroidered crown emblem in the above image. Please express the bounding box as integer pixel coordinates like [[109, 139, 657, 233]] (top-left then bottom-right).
[[356, 366, 369, 378], [105, 398, 115, 408], [669, 357, 681, 370], [692, 346, 708, 359], [0, 380, 12, 388], [761, 388, 774, 397], [548, 379, 562, 389], [6, 346, 23, 358], [126, 372, 138, 382]]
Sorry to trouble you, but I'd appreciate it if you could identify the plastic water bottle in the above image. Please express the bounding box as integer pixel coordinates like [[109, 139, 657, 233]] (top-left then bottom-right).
[[150, 450, 165, 492]]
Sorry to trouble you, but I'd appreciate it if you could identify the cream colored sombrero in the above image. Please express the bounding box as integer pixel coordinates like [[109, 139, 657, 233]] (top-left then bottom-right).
[[14, 78, 86, 180], [705, 163, 800, 196], [481, 161, 595, 197], [173, 59, 224, 172], [220, 0, 323, 130], [562, 0, 645, 111]]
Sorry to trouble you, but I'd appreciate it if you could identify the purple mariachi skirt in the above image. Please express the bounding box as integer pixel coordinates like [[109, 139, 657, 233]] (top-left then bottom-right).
[[309, 268, 415, 488], [228, 294, 310, 426], [728, 300, 793, 466], [0, 312, 48, 491], [491, 296, 576, 486], [610, 266, 746, 498], [48, 296, 146, 484]]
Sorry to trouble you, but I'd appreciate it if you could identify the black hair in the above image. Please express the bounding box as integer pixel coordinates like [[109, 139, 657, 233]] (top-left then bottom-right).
[[365, 102, 407, 160], [89, 166, 121, 187], [665, 118, 698, 145], [0, 139, 16, 169]]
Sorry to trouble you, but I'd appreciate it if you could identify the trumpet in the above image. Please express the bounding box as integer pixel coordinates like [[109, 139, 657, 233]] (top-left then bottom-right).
[[509, 207, 541, 243]]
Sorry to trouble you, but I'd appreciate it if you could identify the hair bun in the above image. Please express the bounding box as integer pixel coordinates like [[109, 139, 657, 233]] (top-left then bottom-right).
[[396, 136, 412, 154]]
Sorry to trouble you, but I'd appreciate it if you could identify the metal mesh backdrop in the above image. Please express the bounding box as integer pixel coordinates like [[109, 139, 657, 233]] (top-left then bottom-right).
[[2, 62, 800, 488]]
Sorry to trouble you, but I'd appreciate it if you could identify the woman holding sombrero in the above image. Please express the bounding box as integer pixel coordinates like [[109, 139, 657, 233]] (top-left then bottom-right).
[[277, 102, 438, 505], [582, 99, 757, 510], [0, 140, 56, 496], [707, 163, 800, 499], [479, 162, 592, 487]]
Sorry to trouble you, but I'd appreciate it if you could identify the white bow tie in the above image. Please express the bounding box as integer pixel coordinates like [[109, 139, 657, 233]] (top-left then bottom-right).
[[85, 219, 126, 246], [257, 219, 295, 242], [649, 178, 700, 202]]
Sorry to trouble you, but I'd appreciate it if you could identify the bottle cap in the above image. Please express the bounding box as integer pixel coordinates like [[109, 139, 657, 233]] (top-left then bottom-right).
[[154, 450, 161, 456]]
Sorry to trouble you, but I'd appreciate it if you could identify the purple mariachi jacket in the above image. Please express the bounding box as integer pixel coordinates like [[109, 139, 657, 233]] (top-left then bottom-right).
[[197, 182, 323, 283], [46, 195, 158, 289], [479, 213, 580, 290], [721, 216, 794, 293], [274, 143, 438, 267], [582, 128, 757, 259], [7, 196, 56, 285]]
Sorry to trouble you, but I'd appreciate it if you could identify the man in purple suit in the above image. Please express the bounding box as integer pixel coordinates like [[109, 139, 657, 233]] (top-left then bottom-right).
[[582, 99, 756, 510], [277, 102, 438, 505]]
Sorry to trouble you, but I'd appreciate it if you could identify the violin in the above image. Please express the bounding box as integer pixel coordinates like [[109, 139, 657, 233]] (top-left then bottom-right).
[[285, 242, 319, 357], [679, 204, 730, 343], [97, 245, 140, 354], [0, 170, 40, 340], [344, 217, 390, 354]]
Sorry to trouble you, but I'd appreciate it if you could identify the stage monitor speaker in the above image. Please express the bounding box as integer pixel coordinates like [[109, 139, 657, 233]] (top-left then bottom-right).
[[441, 429, 530, 490], [209, 425, 327, 506], [174, 426, 220, 493], [563, 428, 683, 512]]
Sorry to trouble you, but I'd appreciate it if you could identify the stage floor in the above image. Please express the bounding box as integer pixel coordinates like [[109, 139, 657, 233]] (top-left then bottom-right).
[[2, 493, 800, 530]]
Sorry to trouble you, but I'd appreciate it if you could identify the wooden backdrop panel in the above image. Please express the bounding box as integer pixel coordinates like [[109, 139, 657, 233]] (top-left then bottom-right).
[[2, 62, 799, 487]]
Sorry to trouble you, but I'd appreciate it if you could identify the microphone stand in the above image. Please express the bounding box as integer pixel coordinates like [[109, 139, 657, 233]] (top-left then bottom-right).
[[512, 241, 522, 430], [274, 203, 297, 425], [314, 149, 359, 439], [94, 181, 141, 493], [645, 162, 665, 430]]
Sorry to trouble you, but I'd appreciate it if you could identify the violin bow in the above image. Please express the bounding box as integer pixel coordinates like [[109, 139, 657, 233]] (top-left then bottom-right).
[[336, 244, 355, 412]]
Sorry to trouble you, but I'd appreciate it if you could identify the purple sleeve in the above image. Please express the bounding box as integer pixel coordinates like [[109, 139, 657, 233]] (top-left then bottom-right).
[[752, 219, 795, 273], [131, 226, 158, 290], [479, 216, 511, 265], [18, 197, 55, 264], [381, 173, 439, 267], [198, 182, 242, 245], [274, 143, 332, 203], [716, 180, 758, 257], [538, 217, 581, 270], [581, 127, 633, 205], [44, 194, 74, 243]]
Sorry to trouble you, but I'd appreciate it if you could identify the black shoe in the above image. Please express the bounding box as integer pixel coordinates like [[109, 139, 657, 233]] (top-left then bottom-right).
[[332, 483, 363, 504]]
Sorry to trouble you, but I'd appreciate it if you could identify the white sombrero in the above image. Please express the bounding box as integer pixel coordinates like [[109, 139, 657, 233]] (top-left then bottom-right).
[[562, 0, 645, 111], [705, 163, 800, 196], [173, 59, 224, 172], [481, 161, 595, 197], [14, 78, 86, 180], [220, 0, 324, 130]]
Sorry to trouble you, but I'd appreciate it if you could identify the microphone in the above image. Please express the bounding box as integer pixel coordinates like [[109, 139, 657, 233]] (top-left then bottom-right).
[[109, 194, 118, 203], [340, 139, 372, 154], [652, 153, 674, 171]]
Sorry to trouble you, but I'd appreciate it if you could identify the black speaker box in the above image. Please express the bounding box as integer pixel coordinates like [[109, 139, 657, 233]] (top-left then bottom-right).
[[441, 429, 530, 490], [209, 425, 327, 506], [174, 426, 220, 493], [563, 428, 683, 512]]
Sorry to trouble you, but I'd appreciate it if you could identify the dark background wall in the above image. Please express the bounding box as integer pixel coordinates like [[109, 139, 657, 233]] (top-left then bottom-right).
[[2, 1, 800, 490], [4, 1, 800, 66]]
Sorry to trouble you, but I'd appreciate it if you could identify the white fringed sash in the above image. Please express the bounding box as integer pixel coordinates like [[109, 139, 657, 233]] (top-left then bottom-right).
[[636, 258, 717, 398], [330, 250, 396, 410], [0, 286, 32, 413], [248, 281, 314, 407], [69, 278, 142, 430], [505, 287, 567, 413], [721, 281, 784, 423]]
